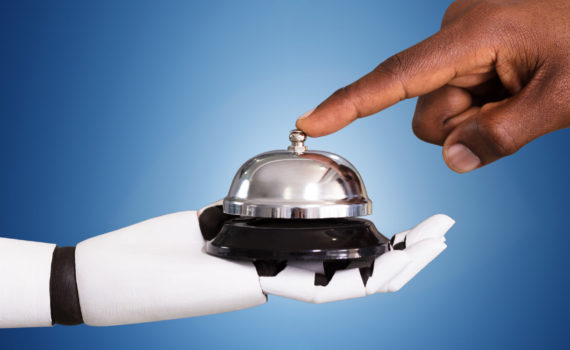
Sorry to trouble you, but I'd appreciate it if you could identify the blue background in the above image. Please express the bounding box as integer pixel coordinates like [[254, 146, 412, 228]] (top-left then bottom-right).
[[1, 0, 568, 349]]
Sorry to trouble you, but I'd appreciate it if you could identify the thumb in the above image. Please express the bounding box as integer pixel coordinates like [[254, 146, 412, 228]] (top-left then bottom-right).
[[442, 73, 568, 173]]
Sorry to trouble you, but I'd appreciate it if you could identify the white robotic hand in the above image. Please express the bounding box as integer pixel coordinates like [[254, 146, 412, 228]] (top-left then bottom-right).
[[257, 214, 455, 303], [0, 201, 453, 328], [200, 204, 455, 303]]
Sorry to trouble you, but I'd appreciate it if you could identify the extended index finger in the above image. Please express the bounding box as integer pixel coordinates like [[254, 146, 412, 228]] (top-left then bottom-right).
[[296, 27, 495, 137]]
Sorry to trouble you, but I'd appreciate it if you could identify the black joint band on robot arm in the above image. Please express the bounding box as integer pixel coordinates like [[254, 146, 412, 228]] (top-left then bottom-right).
[[49, 246, 84, 326]]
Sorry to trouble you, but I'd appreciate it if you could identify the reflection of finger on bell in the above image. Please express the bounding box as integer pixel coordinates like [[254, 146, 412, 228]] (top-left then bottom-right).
[[206, 128, 389, 263]]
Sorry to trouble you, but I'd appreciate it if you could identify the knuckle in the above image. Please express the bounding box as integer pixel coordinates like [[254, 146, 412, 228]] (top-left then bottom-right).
[[469, 2, 530, 42], [442, 0, 477, 27], [330, 85, 350, 100], [445, 2, 506, 36], [377, 54, 405, 79], [445, 0, 534, 41], [411, 115, 433, 142], [330, 84, 361, 117], [470, 1, 505, 20], [411, 98, 446, 145], [411, 116, 444, 145], [374, 53, 409, 100], [476, 113, 519, 157]]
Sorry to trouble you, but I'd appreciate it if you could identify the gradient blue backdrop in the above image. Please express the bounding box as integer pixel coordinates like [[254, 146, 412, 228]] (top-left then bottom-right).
[[1, 1, 568, 349]]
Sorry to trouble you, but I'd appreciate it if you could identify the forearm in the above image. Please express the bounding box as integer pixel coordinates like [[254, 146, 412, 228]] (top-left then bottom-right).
[[0, 211, 266, 328], [75, 211, 265, 326], [0, 238, 56, 327]]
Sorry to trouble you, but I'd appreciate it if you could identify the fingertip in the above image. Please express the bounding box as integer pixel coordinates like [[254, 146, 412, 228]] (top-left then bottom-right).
[[294, 117, 309, 134], [429, 213, 456, 230], [295, 108, 324, 137], [294, 118, 324, 138], [406, 214, 455, 245], [297, 108, 315, 121]]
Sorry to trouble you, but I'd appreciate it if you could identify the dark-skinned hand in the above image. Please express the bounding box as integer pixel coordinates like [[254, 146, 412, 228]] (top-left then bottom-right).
[[296, 0, 569, 173]]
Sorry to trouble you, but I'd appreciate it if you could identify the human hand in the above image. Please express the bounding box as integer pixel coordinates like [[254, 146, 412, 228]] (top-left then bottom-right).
[[296, 0, 570, 173]]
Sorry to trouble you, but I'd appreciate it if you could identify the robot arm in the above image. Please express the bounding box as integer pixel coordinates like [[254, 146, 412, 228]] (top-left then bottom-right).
[[0, 206, 454, 328], [0, 210, 266, 328], [75, 210, 266, 326], [0, 238, 55, 327]]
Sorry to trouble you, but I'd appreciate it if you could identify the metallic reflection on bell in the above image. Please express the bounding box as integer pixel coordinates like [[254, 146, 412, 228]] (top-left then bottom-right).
[[223, 130, 372, 219]]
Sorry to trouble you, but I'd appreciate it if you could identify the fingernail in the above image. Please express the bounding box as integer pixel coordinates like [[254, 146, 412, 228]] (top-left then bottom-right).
[[445, 143, 480, 173], [297, 108, 315, 121]]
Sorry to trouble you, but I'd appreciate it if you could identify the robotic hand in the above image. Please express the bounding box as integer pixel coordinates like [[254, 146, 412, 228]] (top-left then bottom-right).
[[259, 214, 454, 303], [0, 202, 454, 328], [200, 203, 455, 304]]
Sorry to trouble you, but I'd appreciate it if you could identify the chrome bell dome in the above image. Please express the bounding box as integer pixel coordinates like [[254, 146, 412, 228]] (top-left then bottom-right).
[[223, 130, 372, 219]]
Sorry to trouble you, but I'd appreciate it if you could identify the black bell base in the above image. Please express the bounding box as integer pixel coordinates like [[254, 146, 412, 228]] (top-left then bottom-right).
[[206, 217, 390, 262]]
